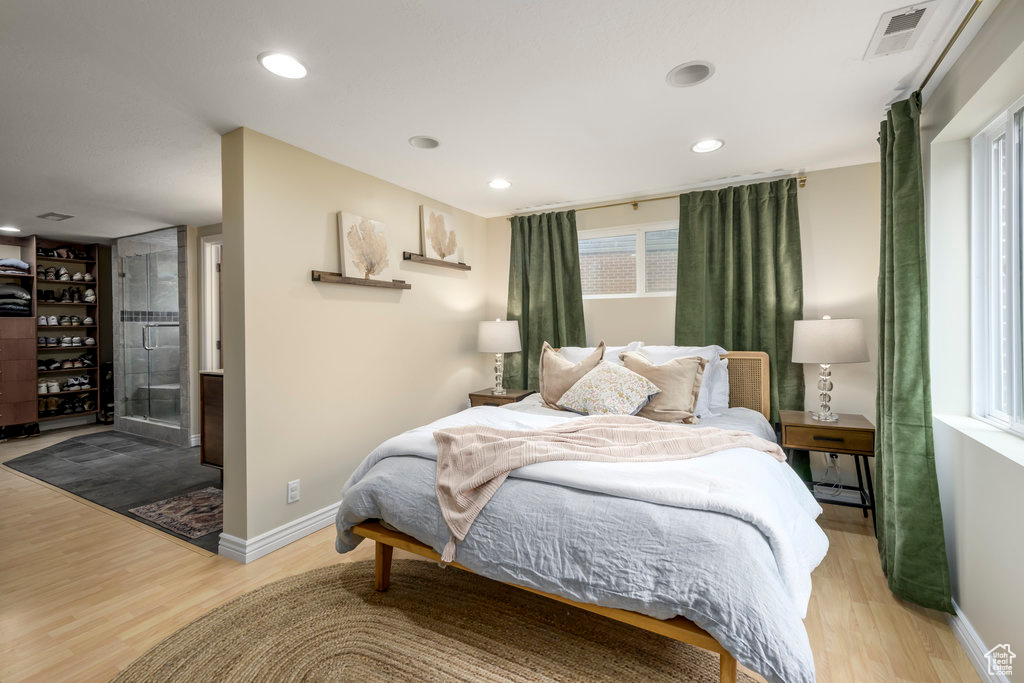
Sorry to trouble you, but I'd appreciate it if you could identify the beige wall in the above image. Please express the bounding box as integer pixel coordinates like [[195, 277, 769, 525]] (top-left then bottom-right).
[[922, 0, 1024, 662], [222, 128, 490, 539], [487, 163, 881, 483]]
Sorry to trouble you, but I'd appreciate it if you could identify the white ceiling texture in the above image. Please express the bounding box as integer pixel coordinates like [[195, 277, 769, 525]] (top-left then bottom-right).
[[0, 0, 984, 240]]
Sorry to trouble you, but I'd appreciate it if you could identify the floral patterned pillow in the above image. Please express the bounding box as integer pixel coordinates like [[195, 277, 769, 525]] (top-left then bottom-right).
[[557, 361, 661, 416]]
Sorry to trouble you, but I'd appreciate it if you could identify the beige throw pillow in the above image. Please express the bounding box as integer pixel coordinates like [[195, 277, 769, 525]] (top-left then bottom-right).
[[619, 351, 706, 424], [538, 341, 605, 408]]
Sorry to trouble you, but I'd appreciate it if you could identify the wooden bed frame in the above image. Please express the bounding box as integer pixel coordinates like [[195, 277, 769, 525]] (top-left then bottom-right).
[[351, 350, 770, 683]]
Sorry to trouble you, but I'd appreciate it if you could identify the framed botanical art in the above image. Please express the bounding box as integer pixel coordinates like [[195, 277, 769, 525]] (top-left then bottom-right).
[[337, 211, 391, 279], [419, 204, 463, 263]]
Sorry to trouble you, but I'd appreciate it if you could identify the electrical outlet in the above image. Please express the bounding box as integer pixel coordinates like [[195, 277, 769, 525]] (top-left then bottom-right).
[[287, 479, 300, 504]]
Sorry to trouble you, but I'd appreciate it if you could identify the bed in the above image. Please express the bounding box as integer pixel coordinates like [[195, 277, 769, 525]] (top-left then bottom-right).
[[336, 352, 827, 683]]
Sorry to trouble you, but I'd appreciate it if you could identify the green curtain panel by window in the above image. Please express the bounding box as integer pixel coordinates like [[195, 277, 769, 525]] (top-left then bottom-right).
[[675, 178, 805, 429], [505, 210, 586, 391], [876, 93, 952, 613]]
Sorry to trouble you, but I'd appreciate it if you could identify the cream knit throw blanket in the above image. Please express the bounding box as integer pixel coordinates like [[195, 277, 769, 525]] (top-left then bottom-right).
[[433, 415, 786, 563]]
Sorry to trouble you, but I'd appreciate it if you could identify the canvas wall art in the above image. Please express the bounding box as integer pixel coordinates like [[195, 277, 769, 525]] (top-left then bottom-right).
[[337, 211, 391, 279], [419, 204, 463, 263]]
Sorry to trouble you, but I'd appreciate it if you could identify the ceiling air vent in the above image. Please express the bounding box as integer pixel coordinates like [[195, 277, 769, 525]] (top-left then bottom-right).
[[865, 2, 935, 59], [37, 212, 75, 221]]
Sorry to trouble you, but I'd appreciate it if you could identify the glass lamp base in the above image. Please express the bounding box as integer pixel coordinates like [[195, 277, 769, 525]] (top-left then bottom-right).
[[810, 411, 839, 422], [492, 353, 506, 394]]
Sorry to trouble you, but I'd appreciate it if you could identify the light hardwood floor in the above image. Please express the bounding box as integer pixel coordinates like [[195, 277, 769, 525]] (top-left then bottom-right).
[[0, 426, 978, 683]]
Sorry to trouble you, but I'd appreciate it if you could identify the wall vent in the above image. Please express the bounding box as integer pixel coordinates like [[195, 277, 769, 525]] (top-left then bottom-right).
[[865, 2, 935, 59], [37, 212, 75, 221]]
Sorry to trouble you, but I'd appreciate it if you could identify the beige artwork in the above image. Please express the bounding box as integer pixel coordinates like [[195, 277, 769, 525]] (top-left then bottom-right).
[[338, 212, 390, 279], [420, 205, 462, 263]]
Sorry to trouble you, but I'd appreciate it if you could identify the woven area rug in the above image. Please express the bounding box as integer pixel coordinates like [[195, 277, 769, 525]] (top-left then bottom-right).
[[129, 487, 223, 538], [114, 559, 753, 682]]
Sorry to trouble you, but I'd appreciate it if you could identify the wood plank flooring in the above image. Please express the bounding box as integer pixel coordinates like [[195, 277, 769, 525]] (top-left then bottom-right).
[[0, 426, 978, 682]]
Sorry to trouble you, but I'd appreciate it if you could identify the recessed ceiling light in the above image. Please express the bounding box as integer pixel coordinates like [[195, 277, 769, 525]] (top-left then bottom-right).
[[257, 52, 308, 79], [0, 226, 21, 233], [489, 178, 511, 190], [37, 212, 74, 221], [691, 138, 724, 153], [408, 136, 440, 149], [666, 61, 715, 88]]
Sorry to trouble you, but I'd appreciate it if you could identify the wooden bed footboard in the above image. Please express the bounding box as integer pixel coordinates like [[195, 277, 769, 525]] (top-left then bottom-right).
[[352, 522, 738, 683]]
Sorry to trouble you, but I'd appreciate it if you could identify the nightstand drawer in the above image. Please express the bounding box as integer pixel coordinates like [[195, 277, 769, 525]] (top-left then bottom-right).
[[784, 425, 874, 454]]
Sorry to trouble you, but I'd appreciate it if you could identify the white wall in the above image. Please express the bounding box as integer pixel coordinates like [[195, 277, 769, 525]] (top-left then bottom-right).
[[922, 0, 1024, 664], [487, 163, 881, 483], [222, 128, 490, 539]]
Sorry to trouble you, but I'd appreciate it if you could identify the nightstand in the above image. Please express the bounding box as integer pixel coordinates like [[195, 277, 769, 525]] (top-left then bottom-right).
[[779, 410, 876, 528], [469, 388, 533, 407]]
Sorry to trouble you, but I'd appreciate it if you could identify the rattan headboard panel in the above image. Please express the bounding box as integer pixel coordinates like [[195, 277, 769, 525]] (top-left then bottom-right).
[[720, 351, 771, 421]]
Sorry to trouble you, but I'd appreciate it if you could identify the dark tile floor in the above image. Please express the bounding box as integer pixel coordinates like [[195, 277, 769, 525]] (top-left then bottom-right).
[[4, 431, 222, 551]]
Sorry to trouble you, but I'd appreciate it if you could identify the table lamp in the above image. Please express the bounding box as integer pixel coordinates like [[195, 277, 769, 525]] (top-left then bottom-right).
[[792, 316, 868, 422], [478, 319, 521, 395]]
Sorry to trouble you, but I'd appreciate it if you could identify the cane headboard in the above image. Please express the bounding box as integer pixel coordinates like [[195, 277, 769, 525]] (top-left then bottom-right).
[[721, 351, 770, 421]]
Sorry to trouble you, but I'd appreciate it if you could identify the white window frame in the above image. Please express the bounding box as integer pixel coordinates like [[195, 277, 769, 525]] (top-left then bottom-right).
[[579, 220, 678, 299], [971, 94, 1024, 437]]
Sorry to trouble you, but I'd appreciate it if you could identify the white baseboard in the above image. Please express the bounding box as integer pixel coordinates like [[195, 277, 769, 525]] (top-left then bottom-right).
[[218, 500, 341, 564], [189, 433, 200, 447], [948, 599, 1011, 683]]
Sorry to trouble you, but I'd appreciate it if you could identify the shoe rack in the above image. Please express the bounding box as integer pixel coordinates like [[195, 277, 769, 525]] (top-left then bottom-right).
[[35, 239, 101, 422]]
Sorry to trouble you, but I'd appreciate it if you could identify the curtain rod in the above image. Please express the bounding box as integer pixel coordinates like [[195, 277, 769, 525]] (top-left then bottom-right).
[[505, 176, 807, 221], [919, 0, 983, 92]]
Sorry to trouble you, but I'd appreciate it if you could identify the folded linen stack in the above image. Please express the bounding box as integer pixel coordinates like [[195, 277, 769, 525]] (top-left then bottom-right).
[[0, 280, 32, 317]]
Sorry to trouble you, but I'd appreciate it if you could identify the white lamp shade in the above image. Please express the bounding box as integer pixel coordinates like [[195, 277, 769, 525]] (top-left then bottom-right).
[[478, 320, 522, 353], [792, 318, 869, 364]]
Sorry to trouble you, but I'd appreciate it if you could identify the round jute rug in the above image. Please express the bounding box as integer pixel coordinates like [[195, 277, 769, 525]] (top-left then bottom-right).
[[114, 559, 753, 682]]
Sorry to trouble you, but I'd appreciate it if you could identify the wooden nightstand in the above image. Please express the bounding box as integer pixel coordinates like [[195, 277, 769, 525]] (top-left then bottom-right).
[[779, 410, 876, 528], [469, 388, 534, 407]]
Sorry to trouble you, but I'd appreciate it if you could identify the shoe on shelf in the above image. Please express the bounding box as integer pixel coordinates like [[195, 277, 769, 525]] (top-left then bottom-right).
[[61, 359, 74, 369], [47, 315, 57, 325], [59, 336, 72, 347], [70, 315, 81, 326], [36, 266, 45, 279], [44, 266, 57, 280], [57, 266, 70, 281], [80, 355, 94, 367], [70, 287, 82, 303], [78, 376, 91, 389], [82, 288, 96, 303], [47, 380, 60, 393], [38, 381, 48, 395], [37, 337, 46, 347], [72, 336, 83, 347], [72, 359, 83, 368], [37, 315, 47, 326], [47, 337, 58, 347], [72, 272, 84, 281], [58, 315, 71, 326], [37, 362, 47, 372], [58, 289, 71, 303], [83, 272, 95, 282], [64, 377, 80, 391], [84, 337, 95, 346], [82, 316, 94, 325]]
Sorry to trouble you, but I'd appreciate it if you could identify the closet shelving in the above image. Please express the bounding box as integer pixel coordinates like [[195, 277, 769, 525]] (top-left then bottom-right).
[[0, 235, 38, 430], [34, 238, 102, 423]]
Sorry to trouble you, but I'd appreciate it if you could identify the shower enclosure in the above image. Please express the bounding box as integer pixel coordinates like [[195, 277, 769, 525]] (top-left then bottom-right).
[[112, 227, 191, 445]]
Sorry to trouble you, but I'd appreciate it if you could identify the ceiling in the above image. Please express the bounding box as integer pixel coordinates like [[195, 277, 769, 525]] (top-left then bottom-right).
[[0, 0, 982, 240]]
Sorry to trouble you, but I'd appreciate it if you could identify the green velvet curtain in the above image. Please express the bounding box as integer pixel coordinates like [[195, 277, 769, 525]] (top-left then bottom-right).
[[876, 93, 952, 613], [674, 178, 805, 427], [505, 210, 586, 391]]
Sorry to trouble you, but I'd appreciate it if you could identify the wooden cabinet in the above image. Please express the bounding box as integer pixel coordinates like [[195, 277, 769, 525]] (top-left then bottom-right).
[[199, 371, 223, 470]]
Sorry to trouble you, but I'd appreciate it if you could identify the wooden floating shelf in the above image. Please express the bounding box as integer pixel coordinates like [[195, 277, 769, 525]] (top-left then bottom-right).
[[38, 409, 98, 422], [402, 252, 471, 271], [36, 256, 96, 265], [311, 270, 411, 290]]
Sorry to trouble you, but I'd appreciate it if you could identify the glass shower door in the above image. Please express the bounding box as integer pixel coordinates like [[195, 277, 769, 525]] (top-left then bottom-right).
[[121, 229, 181, 425]]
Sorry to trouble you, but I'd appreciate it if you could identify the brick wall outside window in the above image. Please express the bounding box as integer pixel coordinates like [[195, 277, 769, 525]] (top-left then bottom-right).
[[579, 228, 677, 296]]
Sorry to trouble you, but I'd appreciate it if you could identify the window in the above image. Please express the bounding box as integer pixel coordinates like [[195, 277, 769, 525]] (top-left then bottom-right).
[[973, 96, 1024, 434], [579, 223, 678, 298]]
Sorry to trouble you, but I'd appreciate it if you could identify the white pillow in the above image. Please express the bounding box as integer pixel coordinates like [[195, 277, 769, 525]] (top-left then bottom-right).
[[636, 345, 726, 417], [556, 361, 660, 416], [710, 358, 730, 412], [558, 341, 643, 366]]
